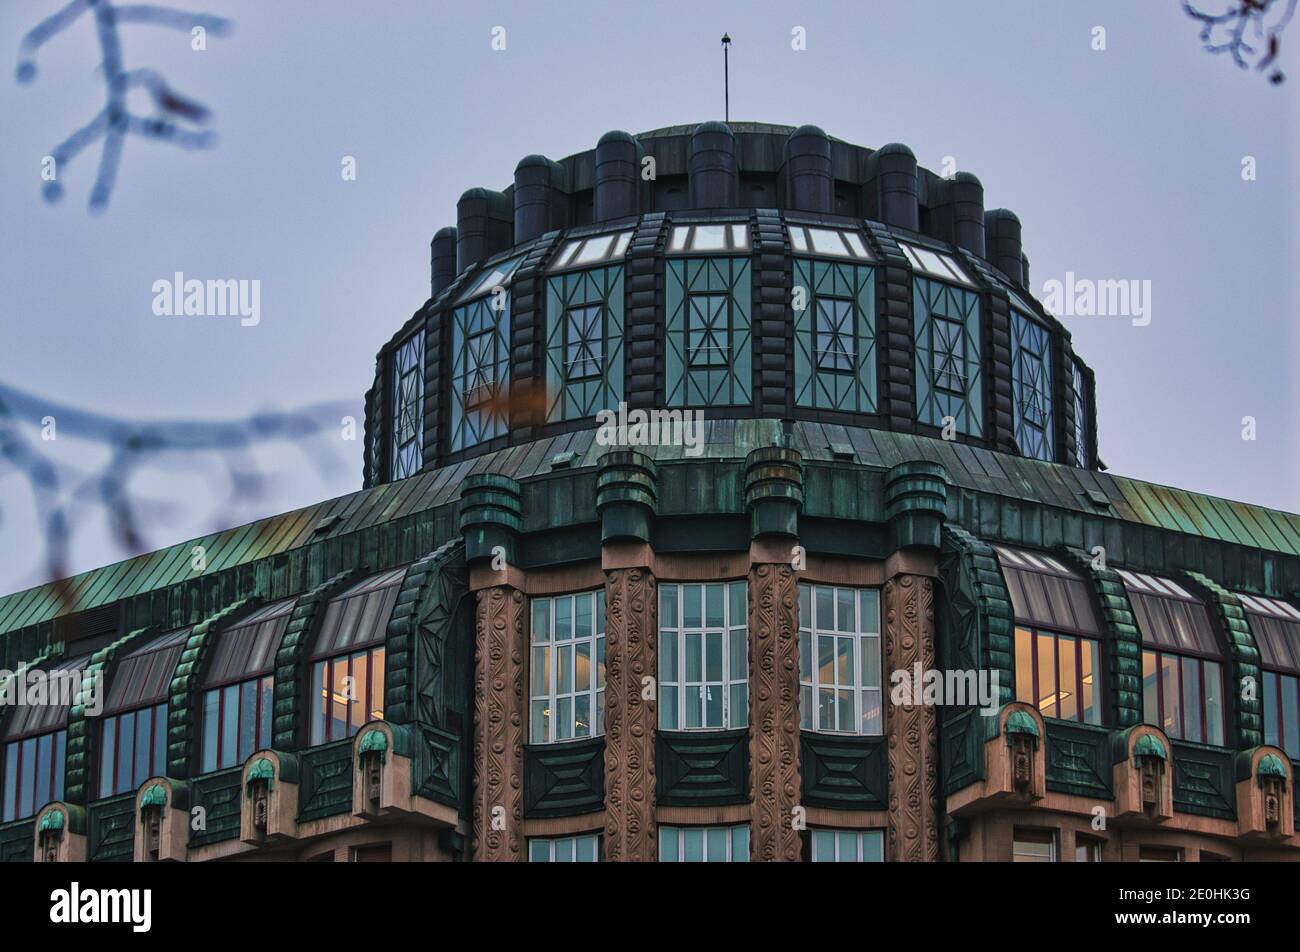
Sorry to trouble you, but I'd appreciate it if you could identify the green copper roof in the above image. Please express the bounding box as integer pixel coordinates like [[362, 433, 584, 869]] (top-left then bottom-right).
[[1, 422, 1297, 636], [139, 783, 167, 809], [1258, 752, 1288, 780], [1004, 710, 1040, 740], [38, 809, 64, 832], [1133, 734, 1168, 762]]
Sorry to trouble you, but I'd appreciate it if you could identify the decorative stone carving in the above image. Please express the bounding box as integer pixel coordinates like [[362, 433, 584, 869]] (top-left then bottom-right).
[[1234, 748, 1295, 839], [471, 584, 526, 861], [885, 573, 940, 862], [748, 560, 801, 862], [603, 565, 657, 862], [1111, 726, 1173, 821]]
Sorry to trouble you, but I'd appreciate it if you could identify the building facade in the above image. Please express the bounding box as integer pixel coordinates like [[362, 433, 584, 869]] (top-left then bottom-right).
[[1, 121, 1297, 862]]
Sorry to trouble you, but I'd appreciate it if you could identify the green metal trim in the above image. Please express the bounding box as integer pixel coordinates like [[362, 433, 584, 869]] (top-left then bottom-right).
[[246, 756, 275, 794], [1185, 571, 1262, 749], [940, 525, 1014, 708], [1063, 547, 1143, 729], [357, 729, 388, 765], [166, 596, 258, 779], [1133, 733, 1167, 764], [1005, 710, 1040, 743], [1257, 752, 1287, 785], [139, 783, 167, 809], [37, 809, 64, 832]]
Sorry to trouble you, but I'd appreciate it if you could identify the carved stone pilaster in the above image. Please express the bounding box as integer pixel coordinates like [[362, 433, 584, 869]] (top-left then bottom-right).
[[470, 584, 526, 862], [748, 560, 802, 861], [885, 573, 940, 862], [602, 564, 657, 861]]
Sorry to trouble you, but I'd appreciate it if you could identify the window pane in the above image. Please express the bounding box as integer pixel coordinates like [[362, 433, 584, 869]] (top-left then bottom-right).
[[861, 830, 883, 862], [660, 686, 678, 730], [1181, 656, 1203, 743], [1015, 628, 1033, 704], [1142, 651, 1158, 727], [529, 839, 548, 862], [350, 652, 369, 735], [705, 684, 723, 728], [1283, 677, 1300, 759], [706, 827, 727, 861], [201, 690, 219, 773], [18, 738, 36, 817], [3, 743, 16, 822], [1057, 635, 1078, 721], [369, 648, 385, 721], [531, 700, 549, 744], [685, 633, 702, 683], [222, 684, 239, 767], [1081, 639, 1101, 725], [732, 824, 749, 862], [706, 584, 724, 628], [310, 662, 325, 746], [683, 586, 702, 628], [1160, 654, 1181, 738], [684, 686, 702, 729], [259, 676, 274, 751], [153, 705, 166, 778], [52, 731, 65, 803], [682, 828, 704, 862], [555, 597, 573, 641], [330, 657, 349, 741], [33, 734, 51, 813], [1204, 660, 1224, 747], [1036, 633, 1057, 718], [556, 698, 572, 740], [660, 585, 677, 628], [1264, 672, 1280, 747], [99, 718, 115, 797], [812, 829, 834, 862], [705, 632, 723, 683], [116, 713, 134, 794], [659, 827, 678, 862], [134, 705, 151, 784]]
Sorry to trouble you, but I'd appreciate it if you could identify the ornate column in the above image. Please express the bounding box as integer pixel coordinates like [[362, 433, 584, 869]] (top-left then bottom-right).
[[460, 474, 526, 862], [744, 446, 803, 862], [883, 461, 946, 862], [597, 451, 659, 862]]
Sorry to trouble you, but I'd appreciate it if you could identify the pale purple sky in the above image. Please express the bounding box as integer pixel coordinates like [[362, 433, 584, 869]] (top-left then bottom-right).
[[0, 0, 1296, 596]]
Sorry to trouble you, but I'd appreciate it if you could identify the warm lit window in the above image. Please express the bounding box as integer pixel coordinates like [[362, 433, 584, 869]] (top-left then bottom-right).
[[530, 591, 606, 744], [799, 584, 882, 735], [810, 829, 884, 862], [308, 569, 405, 745], [2, 729, 66, 822], [98, 704, 167, 797], [529, 833, 600, 862], [659, 825, 749, 862], [1012, 828, 1057, 862], [1014, 628, 1102, 724], [1121, 571, 1225, 746], [659, 582, 747, 731]]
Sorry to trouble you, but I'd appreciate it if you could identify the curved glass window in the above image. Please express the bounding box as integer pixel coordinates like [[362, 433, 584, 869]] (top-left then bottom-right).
[[450, 297, 510, 452], [659, 824, 749, 862], [550, 230, 632, 271], [1238, 593, 1300, 758], [799, 584, 882, 735], [308, 568, 405, 745], [788, 225, 872, 260], [544, 266, 624, 422], [1122, 571, 1225, 745], [665, 257, 752, 406], [914, 279, 982, 436], [1072, 362, 1090, 466], [1010, 311, 1054, 461], [200, 599, 294, 772], [899, 241, 973, 286], [668, 223, 748, 254], [529, 591, 606, 744], [390, 332, 424, 480], [793, 259, 876, 413]]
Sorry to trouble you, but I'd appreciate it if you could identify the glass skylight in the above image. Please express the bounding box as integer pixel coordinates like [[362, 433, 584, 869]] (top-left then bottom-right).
[[460, 254, 525, 302], [898, 242, 973, 286], [667, 222, 749, 254], [787, 225, 872, 260], [549, 229, 633, 271]]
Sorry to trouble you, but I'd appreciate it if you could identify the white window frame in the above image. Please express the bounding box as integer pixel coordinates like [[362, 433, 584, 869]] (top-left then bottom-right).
[[658, 824, 749, 862], [528, 833, 600, 862], [799, 583, 882, 735], [529, 591, 605, 744], [658, 582, 748, 731], [810, 828, 885, 862]]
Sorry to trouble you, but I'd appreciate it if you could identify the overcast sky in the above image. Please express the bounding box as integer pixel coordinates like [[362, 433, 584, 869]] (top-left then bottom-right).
[[0, 0, 1296, 596]]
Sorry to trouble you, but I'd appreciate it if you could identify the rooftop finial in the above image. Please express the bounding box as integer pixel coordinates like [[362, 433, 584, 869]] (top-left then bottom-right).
[[721, 33, 732, 122]]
